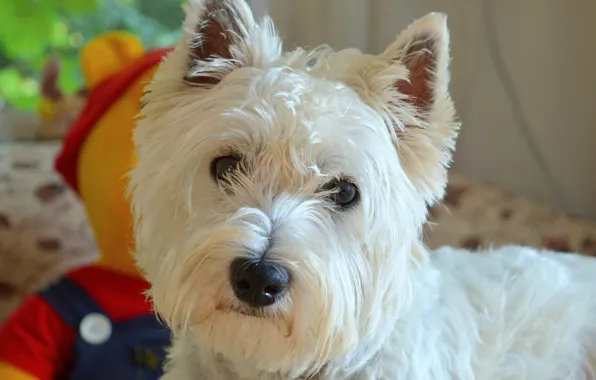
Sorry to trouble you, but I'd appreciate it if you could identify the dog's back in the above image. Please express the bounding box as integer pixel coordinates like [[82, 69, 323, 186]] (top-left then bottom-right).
[[424, 246, 596, 380]]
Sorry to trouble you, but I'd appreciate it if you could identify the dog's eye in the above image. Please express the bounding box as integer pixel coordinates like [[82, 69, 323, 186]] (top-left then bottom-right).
[[211, 156, 240, 182], [323, 179, 360, 208]]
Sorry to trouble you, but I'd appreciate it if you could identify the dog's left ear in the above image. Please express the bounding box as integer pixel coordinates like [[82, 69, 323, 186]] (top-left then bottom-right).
[[183, 0, 257, 85], [379, 13, 459, 205]]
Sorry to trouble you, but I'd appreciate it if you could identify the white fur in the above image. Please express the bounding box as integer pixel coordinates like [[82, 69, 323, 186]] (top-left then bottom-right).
[[128, 1, 596, 379]]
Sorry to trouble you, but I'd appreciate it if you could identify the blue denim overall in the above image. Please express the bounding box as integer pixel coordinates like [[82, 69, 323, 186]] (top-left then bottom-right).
[[40, 277, 171, 380]]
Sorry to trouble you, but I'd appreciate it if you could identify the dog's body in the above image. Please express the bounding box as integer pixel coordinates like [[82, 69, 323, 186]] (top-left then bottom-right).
[[158, 246, 596, 380], [128, 0, 596, 379]]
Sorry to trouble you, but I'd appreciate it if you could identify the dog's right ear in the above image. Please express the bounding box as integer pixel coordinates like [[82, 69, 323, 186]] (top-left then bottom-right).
[[183, 0, 256, 85]]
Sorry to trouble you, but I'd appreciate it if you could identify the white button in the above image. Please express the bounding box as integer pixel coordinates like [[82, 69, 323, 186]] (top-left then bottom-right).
[[80, 313, 112, 345]]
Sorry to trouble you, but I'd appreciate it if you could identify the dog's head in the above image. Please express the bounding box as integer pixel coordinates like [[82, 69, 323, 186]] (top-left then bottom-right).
[[130, 0, 458, 376]]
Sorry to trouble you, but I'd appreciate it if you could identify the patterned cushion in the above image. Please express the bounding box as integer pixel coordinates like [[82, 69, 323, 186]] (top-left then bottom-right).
[[0, 142, 98, 322], [425, 174, 596, 256]]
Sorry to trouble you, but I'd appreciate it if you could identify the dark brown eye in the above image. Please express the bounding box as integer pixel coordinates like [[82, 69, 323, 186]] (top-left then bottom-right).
[[211, 156, 240, 182], [323, 179, 360, 208]]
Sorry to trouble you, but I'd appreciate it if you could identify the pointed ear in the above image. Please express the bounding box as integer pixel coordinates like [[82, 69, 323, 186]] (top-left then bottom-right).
[[382, 13, 459, 205], [388, 13, 451, 115], [183, 0, 256, 85]]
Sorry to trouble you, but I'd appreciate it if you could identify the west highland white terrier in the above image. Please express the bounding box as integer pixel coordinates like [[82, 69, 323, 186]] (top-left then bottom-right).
[[128, 0, 596, 379]]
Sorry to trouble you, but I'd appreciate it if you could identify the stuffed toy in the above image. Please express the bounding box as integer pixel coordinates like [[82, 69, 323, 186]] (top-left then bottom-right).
[[0, 32, 173, 380], [1, 57, 86, 142], [36, 59, 88, 141]]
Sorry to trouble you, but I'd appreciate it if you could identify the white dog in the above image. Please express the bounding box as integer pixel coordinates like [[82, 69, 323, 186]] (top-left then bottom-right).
[[128, 0, 596, 378]]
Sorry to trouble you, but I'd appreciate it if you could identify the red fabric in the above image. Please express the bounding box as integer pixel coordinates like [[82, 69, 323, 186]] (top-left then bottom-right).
[[0, 267, 154, 380], [0, 296, 73, 380], [55, 48, 172, 194], [68, 266, 154, 321]]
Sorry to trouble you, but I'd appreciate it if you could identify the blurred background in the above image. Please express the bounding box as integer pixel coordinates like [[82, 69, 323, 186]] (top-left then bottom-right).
[[0, 0, 183, 110], [1, 0, 596, 317]]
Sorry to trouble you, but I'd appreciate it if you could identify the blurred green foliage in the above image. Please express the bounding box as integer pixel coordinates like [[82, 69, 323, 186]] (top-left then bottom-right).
[[0, 0, 184, 111]]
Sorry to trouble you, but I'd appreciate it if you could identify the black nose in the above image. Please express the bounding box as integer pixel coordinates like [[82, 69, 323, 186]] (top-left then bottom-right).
[[230, 257, 290, 307]]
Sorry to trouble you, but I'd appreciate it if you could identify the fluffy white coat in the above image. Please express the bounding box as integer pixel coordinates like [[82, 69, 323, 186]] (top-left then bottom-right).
[[128, 0, 596, 379]]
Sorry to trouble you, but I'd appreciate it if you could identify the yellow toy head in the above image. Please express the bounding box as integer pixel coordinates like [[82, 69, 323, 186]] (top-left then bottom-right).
[[55, 32, 168, 277]]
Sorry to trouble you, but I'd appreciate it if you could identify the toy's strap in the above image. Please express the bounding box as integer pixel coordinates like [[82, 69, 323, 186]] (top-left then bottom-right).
[[39, 277, 107, 328]]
